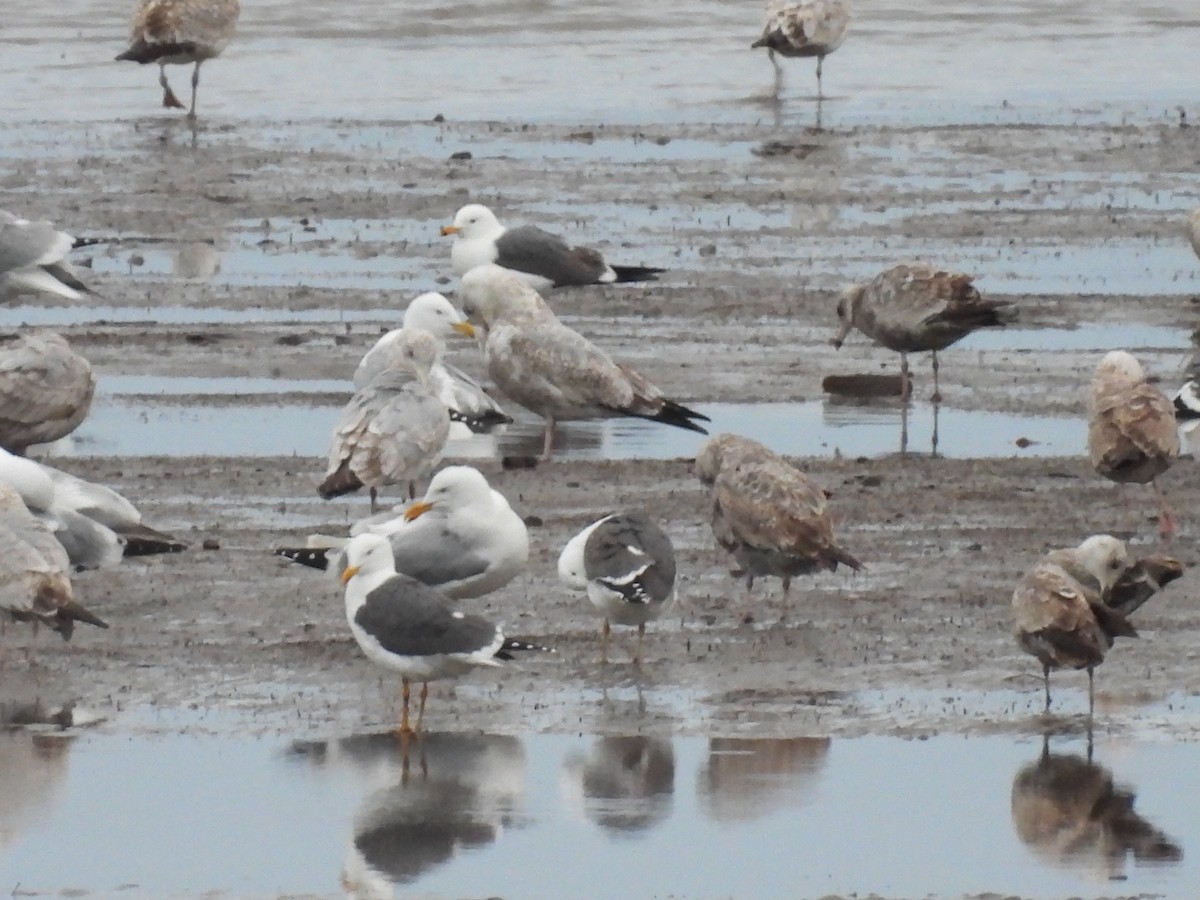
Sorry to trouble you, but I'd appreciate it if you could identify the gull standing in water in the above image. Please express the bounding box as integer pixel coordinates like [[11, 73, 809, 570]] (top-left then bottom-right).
[[0, 211, 93, 302], [116, 0, 241, 120], [751, 0, 850, 100]]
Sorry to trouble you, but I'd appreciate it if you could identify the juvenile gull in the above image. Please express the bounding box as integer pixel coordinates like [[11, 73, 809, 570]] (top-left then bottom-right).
[[279, 466, 529, 600], [557, 512, 676, 664], [0, 211, 93, 302], [354, 292, 511, 436], [320, 329, 450, 512], [1087, 351, 1179, 537], [832, 262, 1016, 400], [339, 533, 550, 734], [752, 0, 850, 99], [442, 204, 665, 291], [458, 264, 708, 459], [0, 332, 95, 455], [695, 433, 861, 607], [116, 0, 241, 119], [1011, 535, 1183, 717]]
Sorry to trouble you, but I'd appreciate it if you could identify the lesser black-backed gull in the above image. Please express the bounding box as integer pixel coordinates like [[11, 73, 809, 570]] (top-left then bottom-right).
[[0, 211, 93, 302], [458, 264, 708, 459], [832, 262, 1015, 400], [340, 533, 550, 734], [116, 0, 240, 119], [752, 0, 850, 99], [0, 332, 95, 455], [1087, 351, 1180, 537], [557, 512, 676, 664], [442, 204, 665, 291]]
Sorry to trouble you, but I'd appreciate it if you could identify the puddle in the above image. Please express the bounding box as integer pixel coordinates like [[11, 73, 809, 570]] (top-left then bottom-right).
[[1, 729, 1194, 898]]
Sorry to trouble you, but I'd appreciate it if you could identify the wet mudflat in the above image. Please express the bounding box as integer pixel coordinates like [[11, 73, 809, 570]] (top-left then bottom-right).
[[4, 0, 1200, 897]]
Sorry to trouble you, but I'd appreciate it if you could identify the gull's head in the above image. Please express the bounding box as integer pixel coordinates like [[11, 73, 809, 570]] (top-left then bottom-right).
[[341, 533, 396, 584], [404, 292, 474, 340], [458, 263, 544, 328], [379, 328, 440, 382], [442, 204, 503, 240], [1074, 534, 1132, 593], [695, 433, 748, 485], [405, 465, 492, 521], [831, 285, 863, 348], [1093, 350, 1145, 390]]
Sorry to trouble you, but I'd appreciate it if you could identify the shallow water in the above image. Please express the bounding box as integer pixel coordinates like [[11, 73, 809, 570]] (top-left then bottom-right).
[[1, 728, 1194, 898]]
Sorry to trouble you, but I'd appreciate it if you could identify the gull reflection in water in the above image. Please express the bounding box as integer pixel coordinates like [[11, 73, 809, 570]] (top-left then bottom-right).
[[560, 736, 675, 834], [1011, 736, 1183, 881], [172, 242, 221, 279], [0, 730, 74, 856], [697, 737, 830, 822], [289, 731, 526, 899]]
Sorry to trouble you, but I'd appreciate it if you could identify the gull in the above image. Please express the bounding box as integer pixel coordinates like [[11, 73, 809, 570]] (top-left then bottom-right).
[[0, 211, 93, 301], [458, 264, 708, 459], [278, 465, 529, 600], [557, 512, 676, 664], [1087, 351, 1179, 537], [1188, 207, 1200, 263], [832, 262, 1016, 401], [116, 0, 241, 120], [1011, 535, 1183, 717], [320, 329, 450, 512], [751, 0, 850, 99], [442, 204, 665, 292], [695, 433, 861, 609], [339, 533, 550, 734], [0, 332, 95, 455], [354, 292, 511, 436]]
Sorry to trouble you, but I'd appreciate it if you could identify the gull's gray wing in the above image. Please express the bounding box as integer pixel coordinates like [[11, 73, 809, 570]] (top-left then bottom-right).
[[390, 522, 493, 589], [355, 573, 500, 657], [494, 225, 608, 287], [584, 513, 676, 604], [0, 212, 72, 274]]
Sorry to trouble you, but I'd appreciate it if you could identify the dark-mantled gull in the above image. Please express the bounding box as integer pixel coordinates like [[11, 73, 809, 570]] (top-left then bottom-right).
[[320, 329, 450, 511], [279, 465, 529, 600], [0, 332, 95, 455], [1172, 351, 1200, 447], [752, 0, 850, 99], [339, 533, 550, 734], [1011, 535, 1183, 716], [695, 433, 861, 609], [1087, 351, 1179, 537], [116, 0, 240, 119], [458, 264, 708, 459], [557, 512, 676, 664], [442, 204, 665, 291], [354, 292, 511, 436], [0, 211, 93, 302], [832, 262, 1016, 400]]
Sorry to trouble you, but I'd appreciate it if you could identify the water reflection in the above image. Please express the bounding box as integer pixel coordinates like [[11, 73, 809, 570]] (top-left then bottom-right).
[[173, 242, 222, 279], [697, 737, 830, 822], [560, 736, 675, 834], [0, 732, 74, 855], [1011, 736, 1183, 880]]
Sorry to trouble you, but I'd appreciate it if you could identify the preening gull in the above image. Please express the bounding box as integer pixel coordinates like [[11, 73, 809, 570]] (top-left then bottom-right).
[[354, 292, 511, 436], [0, 332, 95, 455], [442, 204, 665, 291], [458, 264, 708, 459], [1087, 351, 1179, 537], [695, 433, 861, 607], [1011, 535, 1183, 716], [557, 512, 676, 664], [279, 465, 529, 600], [752, 0, 850, 99], [320, 329, 450, 512], [116, 0, 241, 119], [0, 484, 108, 645], [0, 211, 93, 302], [339, 533, 551, 734], [832, 262, 1016, 400]]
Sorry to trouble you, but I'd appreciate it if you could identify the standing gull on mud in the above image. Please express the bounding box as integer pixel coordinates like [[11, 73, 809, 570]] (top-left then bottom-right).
[[0, 211, 93, 302], [458, 264, 708, 459], [1087, 351, 1179, 537], [116, 0, 241, 119], [752, 0, 850, 99], [695, 433, 861, 616], [0, 332, 95, 455], [320, 329, 450, 512], [558, 512, 676, 664], [339, 533, 550, 734], [442, 204, 665, 291]]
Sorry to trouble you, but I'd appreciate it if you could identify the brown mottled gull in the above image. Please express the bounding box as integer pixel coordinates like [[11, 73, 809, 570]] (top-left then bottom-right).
[[458, 264, 708, 459], [1087, 351, 1179, 537], [116, 0, 240, 119], [0, 332, 95, 455], [320, 329, 450, 512], [0, 211, 93, 302], [832, 262, 1015, 400], [695, 433, 861, 605], [752, 0, 850, 99]]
